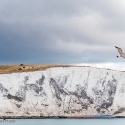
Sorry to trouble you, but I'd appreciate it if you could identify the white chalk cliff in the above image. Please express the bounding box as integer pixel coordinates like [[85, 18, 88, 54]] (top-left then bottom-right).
[[0, 66, 125, 118]]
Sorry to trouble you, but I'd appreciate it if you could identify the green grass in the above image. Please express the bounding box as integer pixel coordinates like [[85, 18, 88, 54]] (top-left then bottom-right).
[[7, 94, 15, 99]]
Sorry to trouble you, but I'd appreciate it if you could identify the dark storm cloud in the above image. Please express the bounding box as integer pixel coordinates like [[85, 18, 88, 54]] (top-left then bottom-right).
[[0, 0, 125, 64]]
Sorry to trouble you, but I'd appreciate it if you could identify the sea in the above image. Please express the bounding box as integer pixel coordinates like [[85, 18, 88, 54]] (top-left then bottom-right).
[[1, 118, 125, 125]]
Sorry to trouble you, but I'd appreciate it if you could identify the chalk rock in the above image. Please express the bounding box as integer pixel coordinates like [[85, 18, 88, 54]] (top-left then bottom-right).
[[0, 66, 125, 118]]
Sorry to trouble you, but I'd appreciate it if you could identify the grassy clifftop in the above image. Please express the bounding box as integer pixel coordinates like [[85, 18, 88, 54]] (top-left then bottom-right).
[[0, 64, 72, 74]]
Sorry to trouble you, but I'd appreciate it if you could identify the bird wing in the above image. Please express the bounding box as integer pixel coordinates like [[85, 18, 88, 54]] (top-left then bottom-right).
[[121, 54, 125, 58], [115, 46, 123, 54]]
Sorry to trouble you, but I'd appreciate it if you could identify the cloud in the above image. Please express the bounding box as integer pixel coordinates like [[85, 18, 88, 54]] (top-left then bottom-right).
[[0, 0, 125, 66]]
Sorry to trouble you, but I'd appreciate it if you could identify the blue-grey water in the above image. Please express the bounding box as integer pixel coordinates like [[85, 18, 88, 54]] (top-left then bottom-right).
[[1, 119, 125, 125]]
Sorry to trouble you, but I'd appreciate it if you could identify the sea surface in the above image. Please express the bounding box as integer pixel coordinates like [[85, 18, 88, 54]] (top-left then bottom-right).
[[1, 119, 125, 125]]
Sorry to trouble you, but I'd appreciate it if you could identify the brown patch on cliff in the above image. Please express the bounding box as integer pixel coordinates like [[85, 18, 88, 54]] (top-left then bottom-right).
[[0, 64, 73, 74], [0, 64, 121, 74]]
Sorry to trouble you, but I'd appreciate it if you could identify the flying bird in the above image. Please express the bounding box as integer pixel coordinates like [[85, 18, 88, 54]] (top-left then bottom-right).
[[115, 46, 125, 58]]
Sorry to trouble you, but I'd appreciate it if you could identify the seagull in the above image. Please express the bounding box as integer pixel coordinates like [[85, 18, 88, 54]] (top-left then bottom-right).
[[115, 46, 125, 58]]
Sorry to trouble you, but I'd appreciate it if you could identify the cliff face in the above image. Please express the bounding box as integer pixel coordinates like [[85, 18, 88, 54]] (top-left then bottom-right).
[[0, 66, 125, 118]]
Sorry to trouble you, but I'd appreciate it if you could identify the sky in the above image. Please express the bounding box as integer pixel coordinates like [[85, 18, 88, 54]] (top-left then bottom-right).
[[0, 0, 125, 70]]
